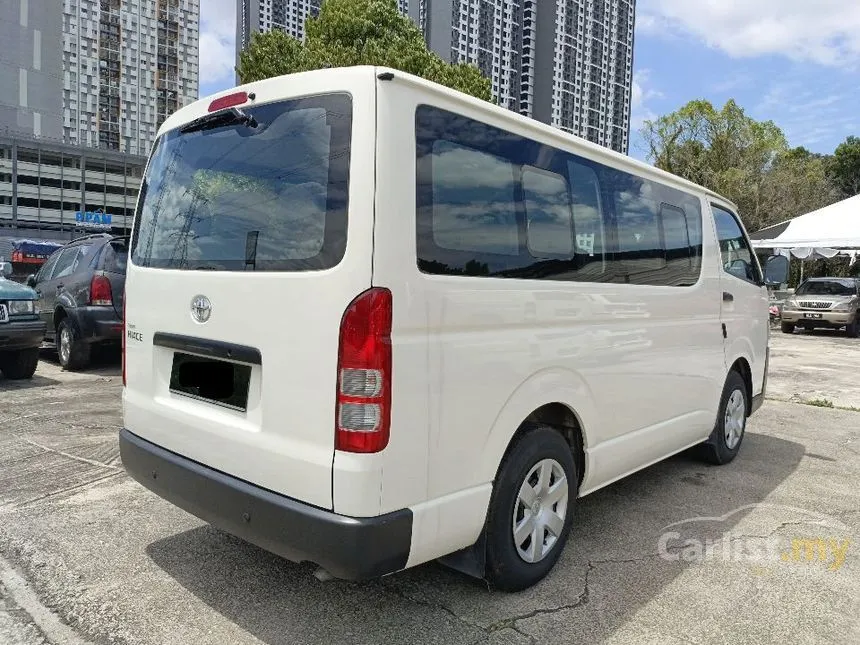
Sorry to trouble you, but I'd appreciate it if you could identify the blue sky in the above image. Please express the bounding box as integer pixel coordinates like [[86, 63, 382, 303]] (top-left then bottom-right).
[[198, 0, 860, 162]]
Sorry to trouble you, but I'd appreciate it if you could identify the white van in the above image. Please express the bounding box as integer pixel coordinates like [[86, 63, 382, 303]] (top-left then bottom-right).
[[120, 66, 789, 591]]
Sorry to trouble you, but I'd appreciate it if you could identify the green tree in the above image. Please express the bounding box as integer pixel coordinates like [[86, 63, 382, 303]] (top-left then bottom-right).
[[236, 0, 492, 102], [641, 100, 839, 232], [829, 135, 860, 197]]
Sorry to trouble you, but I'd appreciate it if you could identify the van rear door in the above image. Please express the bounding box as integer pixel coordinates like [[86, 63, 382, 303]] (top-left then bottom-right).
[[122, 75, 376, 511]]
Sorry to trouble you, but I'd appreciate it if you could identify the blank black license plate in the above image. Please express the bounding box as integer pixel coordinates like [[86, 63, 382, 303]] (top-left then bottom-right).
[[169, 352, 251, 411]]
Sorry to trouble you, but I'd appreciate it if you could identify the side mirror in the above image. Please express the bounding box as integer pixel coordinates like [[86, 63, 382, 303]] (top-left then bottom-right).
[[0, 262, 11, 278], [764, 254, 789, 286], [26, 274, 37, 287]]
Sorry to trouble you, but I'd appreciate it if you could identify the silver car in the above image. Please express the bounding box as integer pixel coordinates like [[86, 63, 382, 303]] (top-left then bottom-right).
[[781, 277, 860, 337]]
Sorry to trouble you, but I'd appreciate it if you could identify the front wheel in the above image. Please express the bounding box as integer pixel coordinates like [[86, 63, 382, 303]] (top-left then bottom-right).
[[846, 319, 859, 338], [484, 425, 577, 591], [0, 348, 40, 379], [780, 322, 795, 334], [698, 370, 747, 465]]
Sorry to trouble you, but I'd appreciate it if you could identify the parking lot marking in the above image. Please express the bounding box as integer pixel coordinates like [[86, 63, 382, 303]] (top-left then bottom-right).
[[0, 555, 96, 645]]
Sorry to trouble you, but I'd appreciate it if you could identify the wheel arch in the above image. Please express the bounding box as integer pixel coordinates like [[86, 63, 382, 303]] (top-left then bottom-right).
[[728, 356, 753, 416], [479, 368, 595, 492]]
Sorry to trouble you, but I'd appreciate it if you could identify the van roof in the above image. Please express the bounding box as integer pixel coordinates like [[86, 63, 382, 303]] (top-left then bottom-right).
[[159, 65, 737, 211]]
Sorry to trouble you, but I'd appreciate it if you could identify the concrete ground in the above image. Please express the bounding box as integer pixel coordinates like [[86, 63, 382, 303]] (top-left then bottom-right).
[[0, 338, 858, 645]]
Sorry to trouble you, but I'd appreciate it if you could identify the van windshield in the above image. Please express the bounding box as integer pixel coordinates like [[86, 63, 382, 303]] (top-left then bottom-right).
[[130, 93, 352, 271]]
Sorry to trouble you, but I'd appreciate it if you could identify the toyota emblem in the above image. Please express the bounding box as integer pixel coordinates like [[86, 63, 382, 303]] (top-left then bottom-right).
[[191, 295, 211, 323]]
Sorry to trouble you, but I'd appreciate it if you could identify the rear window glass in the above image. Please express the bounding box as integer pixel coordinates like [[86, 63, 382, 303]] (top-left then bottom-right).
[[103, 240, 128, 274], [130, 93, 352, 271]]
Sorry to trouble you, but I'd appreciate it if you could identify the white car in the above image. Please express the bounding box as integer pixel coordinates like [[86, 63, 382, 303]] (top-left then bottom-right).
[[119, 66, 788, 591]]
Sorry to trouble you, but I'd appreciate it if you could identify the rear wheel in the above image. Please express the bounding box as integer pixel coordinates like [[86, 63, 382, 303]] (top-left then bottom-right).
[[484, 425, 577, 591], [0, 348, 40, 379], [780, 322, 795, 334], [698, 370, 747, 465], [57, 319, 91, 371]]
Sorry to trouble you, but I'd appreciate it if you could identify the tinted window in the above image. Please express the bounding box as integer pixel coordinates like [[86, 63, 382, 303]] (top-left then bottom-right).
[[416, 105, 703, 286], [712, 205, 759, 283], [102, 240, 128, 274], [131, 93, 352, 271], [795, 281, 856, 296], [523, 167, 573, 259], [37, 249, 62, 281], [51, 247, 82, 280]]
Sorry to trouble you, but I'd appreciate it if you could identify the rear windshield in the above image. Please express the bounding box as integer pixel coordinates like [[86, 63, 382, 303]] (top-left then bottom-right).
[[130, 93, 352, 271], [795, 280, 856, 296], [103, 239, 128, 274]]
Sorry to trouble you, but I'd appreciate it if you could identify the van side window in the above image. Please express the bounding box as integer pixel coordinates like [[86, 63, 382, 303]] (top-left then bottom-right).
[[568, 162, 606, 278], [712, 205, 760, 284], [415, 104, 703, 286], [430, 140, 519, 258], [522, 167, 573, 259]]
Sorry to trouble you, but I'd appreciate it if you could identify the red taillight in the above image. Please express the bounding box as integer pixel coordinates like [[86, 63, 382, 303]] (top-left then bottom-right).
[[208, 91, 248, 112], [336, 288, 392, 453], [90, 275, 113, 306], [122, 294, 126, 387]]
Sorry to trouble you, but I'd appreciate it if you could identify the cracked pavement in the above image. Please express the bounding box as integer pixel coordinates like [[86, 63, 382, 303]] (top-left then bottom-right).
[[1, 335, 859, 645]]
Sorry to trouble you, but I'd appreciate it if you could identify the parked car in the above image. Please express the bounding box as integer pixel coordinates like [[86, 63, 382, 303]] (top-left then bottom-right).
[[0, 261, 46, 379], [119, 66, 789, 592], [780, 277, 860, 337], [27, 234, 127, 370]]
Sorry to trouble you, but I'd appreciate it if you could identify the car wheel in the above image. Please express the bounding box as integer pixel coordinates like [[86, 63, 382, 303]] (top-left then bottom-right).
[[0, 348, 40, 380], [780, 322, 795, 334], [484, 425, 577, 592], [57, 319, 90, 371], [846, 318, 859, 338], [698, 370, 747, 466]]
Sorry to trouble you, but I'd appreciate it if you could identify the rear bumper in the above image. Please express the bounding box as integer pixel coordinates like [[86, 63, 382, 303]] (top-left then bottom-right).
[[0, 320, 47, 351], [119, 429, 412, 581], [73, 306, 122, 343]]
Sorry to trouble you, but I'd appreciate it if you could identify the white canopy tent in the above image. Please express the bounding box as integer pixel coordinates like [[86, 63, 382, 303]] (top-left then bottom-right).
[[751, 193, 860, 260]]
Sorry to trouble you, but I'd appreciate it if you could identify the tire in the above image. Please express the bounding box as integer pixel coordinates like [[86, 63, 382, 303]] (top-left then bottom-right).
[[0, 348, 40, 380], [56, 319, 91, 371], [484, 425, 577, 591], [780, 322, 795, 334], [698, 370, 747, 466], [846, 318, 859, 338]]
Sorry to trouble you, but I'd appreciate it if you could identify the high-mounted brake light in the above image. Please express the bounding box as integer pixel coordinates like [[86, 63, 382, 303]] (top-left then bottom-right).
[[335, 288, 393, 453], [208, 91, 248, 113]]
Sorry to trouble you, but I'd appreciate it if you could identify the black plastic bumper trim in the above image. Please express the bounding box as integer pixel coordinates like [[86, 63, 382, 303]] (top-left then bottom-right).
[[152, 332, 261, 365], [119, 429, 412, 580], [0, 320, 46, 349]]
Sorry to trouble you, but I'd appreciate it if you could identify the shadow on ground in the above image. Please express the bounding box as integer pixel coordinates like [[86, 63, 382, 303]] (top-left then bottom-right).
[[146, 432, 806, 644], [0, 374, 61, 390]]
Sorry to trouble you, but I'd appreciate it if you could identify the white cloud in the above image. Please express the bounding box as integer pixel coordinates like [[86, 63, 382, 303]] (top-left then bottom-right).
[[639, 0, 860, 67], [629, 70, 662, 131], [199, 0, 236, 90]]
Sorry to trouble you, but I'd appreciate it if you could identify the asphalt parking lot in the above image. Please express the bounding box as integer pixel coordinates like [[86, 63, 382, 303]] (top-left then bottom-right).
[[1, 334, 858, 645]]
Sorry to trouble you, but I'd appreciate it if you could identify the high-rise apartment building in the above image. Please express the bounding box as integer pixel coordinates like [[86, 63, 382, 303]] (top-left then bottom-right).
[[412, 0, 635, 153], [62, 0, 200, 156], [235, 0, 634, 153], [0, 0, 65, 139]]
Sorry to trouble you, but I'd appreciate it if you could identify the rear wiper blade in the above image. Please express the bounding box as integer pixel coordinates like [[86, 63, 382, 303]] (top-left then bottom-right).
[[180, 107, 257, 134]]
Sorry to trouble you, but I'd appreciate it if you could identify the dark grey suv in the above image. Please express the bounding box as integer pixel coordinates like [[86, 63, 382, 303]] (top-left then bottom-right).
[[27, 233, 127, 370]]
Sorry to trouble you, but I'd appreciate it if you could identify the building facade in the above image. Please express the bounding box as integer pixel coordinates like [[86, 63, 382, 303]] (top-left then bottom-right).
[[412, 0, 635, 153], [0, 0, 65, 140], [62, 0, 200, 156], [1, 132, 146, 245]]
